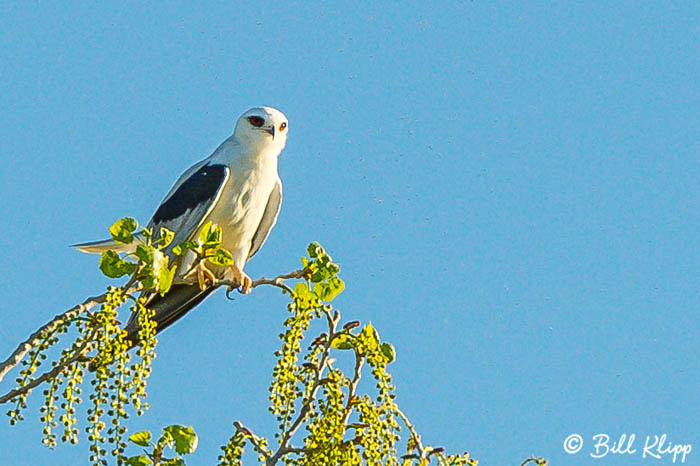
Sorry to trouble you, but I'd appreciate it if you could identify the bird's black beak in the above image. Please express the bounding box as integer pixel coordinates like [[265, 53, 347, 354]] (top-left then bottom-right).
[[264, 126, 275, 138]]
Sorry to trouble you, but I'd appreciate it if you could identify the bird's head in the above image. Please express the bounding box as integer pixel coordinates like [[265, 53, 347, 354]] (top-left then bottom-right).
[[233, 107, 289, 152]]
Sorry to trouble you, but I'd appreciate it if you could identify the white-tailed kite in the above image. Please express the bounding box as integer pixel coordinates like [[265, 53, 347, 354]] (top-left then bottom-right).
[[73, 106, 288, 344]]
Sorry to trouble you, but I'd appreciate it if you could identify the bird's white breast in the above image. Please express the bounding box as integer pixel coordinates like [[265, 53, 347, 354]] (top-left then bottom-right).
[[208, 142, 280, 269]]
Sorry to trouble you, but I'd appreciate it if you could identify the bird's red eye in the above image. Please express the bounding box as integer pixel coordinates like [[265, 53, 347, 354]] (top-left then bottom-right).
[[248, 116, 265, 127], [279, 122, 287, 132]]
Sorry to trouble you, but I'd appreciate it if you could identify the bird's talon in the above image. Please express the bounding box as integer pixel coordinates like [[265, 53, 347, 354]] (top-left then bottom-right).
[[185, 261, 216, 290], [230, 264, 252, 295], [239, 275, 252, 294]]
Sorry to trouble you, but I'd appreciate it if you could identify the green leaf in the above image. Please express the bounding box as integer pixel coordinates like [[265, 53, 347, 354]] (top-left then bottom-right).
[[198, 221, 213, 243], [310, 263, 340, 283], [141, 227, 153, 242], [361, 322, 380, 346], [99, 250, 137, 278], [310, 267, 333, 283], [163, 425, 198, 455], [199, 221, 222, 249], [138, 267, 155, 290], [313, 282, 329, 299], [129, 430, 152, 447], [208, 247, 233, 266], [157, 430, 174, 449], [307, 242, 322, 258], [328, 263, 340, 276], [158, 228, 175, 248], [142, 249, 174, 295], [314, 277, 345, 302], [380, 342, 396, 363], [109, 217, 138, 244], [173, 241, 198, 256], [135, 244, 154, 264], [158, 264, 177, 296], [136, 248, 169, 291], [331, 333, 355, 350], [125, 455, 152, 466], [293, 282, 316, 301], [163, 459, 185, 466]]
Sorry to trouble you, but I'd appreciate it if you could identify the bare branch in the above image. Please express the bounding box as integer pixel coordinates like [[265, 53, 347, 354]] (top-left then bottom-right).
[[341, 349, 364, 426], [251, 268, 310, 287], [233, 421, 271, 461], [520, 457, 548, 466], [214, 267, 309, 295], [282, 447, 314, 455], [170, 267, 309, 298], [395, 406, 428, 460]]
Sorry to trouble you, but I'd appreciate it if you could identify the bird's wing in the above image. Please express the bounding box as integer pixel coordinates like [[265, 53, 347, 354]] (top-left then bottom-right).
[[248, 177, 283, 260], [148, 160, 230, 252], [72, 158, 229, 255], [121, 160, 230, 334]]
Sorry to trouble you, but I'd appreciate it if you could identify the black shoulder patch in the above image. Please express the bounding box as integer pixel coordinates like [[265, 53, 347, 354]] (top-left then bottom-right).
[[151, 164, 227, 224]]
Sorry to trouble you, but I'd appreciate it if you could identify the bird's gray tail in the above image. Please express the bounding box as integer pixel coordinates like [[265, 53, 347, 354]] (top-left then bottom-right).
[[124, 284, 217, 346], [71, 234, 146, 254]]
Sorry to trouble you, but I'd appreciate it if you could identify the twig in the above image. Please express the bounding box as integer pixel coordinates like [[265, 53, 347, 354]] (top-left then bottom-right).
[[172, 267, 308, 296], [233, 421, 270, 461], [218, 267, 308, 294], [283, 447, 314, 455], [396, 407, 427, 460], [251, 268, 309, 287], [341, 350, 364, 426], [520, 457, 548, 466]]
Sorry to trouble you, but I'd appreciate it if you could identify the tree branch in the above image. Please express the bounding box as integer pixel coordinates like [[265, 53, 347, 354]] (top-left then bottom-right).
[[0, 328, 98, 404], [215, 267, 309, 295], [341, 350, 364, 426], [0, 293, 106, 384], [0, 268, 306, 389], [520, 456, 548, 466], [396, 407, 427, 460], [233, 421, 271, 461]]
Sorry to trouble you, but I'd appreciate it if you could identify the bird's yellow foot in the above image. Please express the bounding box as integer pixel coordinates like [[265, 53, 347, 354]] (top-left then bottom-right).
[[184, 261, 217, 290], [228, 264, 252, 294]]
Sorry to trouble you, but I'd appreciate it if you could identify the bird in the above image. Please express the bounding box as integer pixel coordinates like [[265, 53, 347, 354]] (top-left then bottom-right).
[[73, 106, 288, 346]]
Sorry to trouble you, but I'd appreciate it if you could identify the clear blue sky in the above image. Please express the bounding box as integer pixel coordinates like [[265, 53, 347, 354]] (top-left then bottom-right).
[[1, 2, 699, 465]]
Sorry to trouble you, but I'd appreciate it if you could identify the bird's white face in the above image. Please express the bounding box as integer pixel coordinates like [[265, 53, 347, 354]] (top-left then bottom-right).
[[233, 106, 289, 152]]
